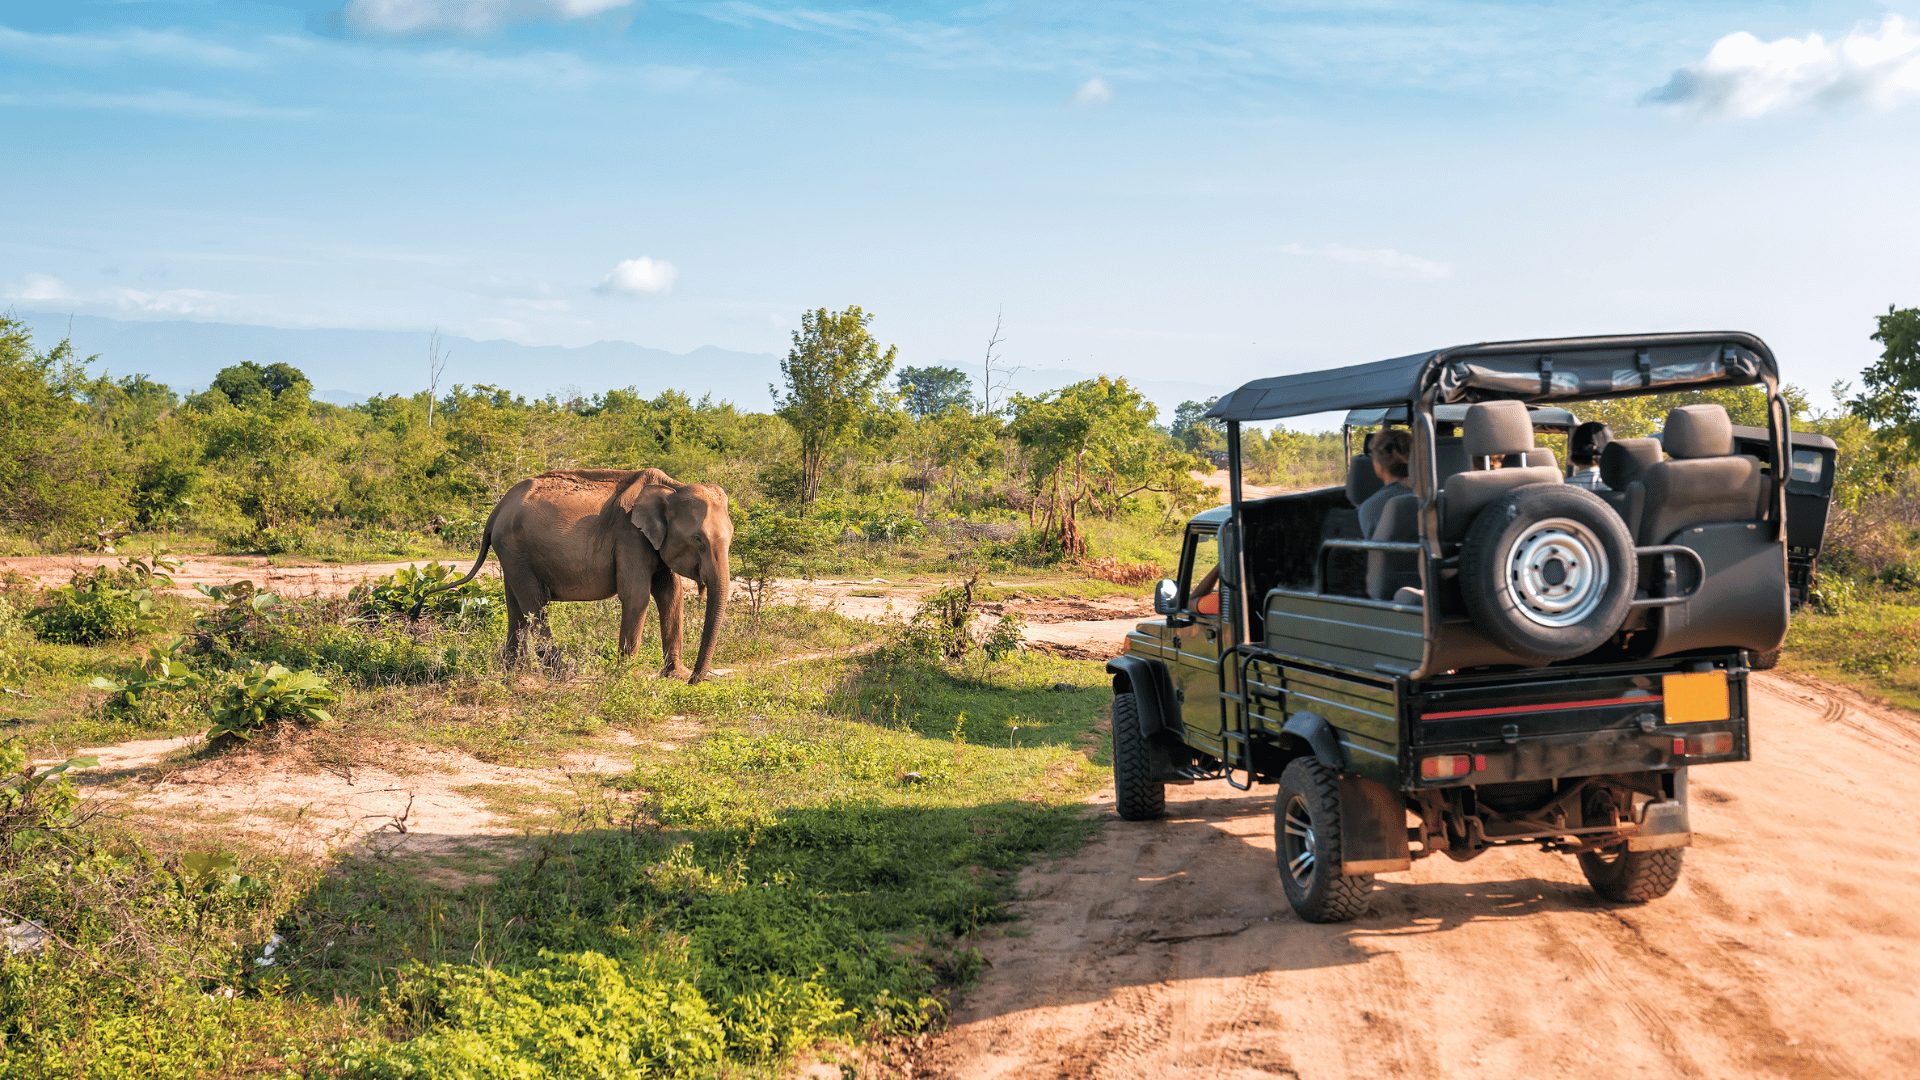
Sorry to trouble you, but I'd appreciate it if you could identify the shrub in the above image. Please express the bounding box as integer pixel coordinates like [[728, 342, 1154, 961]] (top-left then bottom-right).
[[0, 594, 30, 688], [186, 580, 287, 660], [350, 561, 493, 623], [982, 612, 1025, 660], [898, 577, 977, 660], [0, 740, 92, 869], [89, 640, 206, 727], [206, 663, 337, 746], [27, 572, 159, 647]]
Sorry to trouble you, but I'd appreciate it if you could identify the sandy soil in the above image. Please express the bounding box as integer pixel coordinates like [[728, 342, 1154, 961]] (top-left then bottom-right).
[[0, 553, 477, 599], [911, 670, 1920, 1079]]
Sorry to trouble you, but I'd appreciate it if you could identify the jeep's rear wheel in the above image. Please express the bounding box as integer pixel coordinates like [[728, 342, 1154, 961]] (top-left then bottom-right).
[[1577, 787, 1684, 902], [1579, 844, 1685, 903], [1110, 691, 1166, 821], [1275, 758, 1372, 922], [1460, 484, 1636, 663]]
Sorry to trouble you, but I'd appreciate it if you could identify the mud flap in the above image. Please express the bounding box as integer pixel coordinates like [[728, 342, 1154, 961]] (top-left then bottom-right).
[[1626, 799, 1691, 852], [1338, 774, 1411, 875]]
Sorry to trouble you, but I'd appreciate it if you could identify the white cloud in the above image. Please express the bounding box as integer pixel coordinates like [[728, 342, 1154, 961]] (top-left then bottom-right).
[[1279, 243, 1453, 282], [1071, 76, 1112, 106], [595, 257, 678, 297], [0, 89, 314, 120], [5, 273, 239, 319], [0, 25, 259, 68], [1646, 15, 1920, 118], [342, 0, 635, 37]]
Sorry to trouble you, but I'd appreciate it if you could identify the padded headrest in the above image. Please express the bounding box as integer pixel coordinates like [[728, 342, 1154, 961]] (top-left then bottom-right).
[[1347, 455, 1383, 508], [1463, 400, 1537, 458], [1663, 404, 1734, 459], [1601, 437, 1662, 490]]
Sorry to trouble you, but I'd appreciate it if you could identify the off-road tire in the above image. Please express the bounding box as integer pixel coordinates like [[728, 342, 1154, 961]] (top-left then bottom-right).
[[1579, 844, 1685, 903], [1460, 484, 1636, 664], [1275, 758, 1372, 922], [1110, 692, 1166, 821], [1751, 647, 1781, 671]]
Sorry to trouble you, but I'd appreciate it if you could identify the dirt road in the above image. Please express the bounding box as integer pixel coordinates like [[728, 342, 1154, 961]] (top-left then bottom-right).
[[913, 669, 1920, 1079]]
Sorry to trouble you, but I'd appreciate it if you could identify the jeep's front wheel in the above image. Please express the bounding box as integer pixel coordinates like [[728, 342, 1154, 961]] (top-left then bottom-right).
[[1110, 691, 1166, 821], [1275, 758, 1372, 922]]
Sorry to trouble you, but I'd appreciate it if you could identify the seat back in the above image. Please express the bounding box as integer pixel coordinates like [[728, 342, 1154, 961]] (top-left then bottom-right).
[[1439, 401, 1561, 541], [1433, 437, 1470, 489], [1599, 437, 1661, 532], [1634, 405, 1764, 545], [1367, 493, 1421, 599], [1346, 454, 1382, 507]]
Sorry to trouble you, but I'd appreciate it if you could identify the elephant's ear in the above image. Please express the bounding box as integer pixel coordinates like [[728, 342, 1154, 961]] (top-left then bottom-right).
[[629, 483, 671, 549]]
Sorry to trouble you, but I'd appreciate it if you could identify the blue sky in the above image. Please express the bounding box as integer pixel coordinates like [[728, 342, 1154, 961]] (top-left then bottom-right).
[[4, 1, 1919, 408]]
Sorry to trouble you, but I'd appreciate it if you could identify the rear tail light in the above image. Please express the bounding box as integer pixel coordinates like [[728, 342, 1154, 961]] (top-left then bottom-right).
[[1673, 731, 1735, 756], [1420, 754, 1477, 779]]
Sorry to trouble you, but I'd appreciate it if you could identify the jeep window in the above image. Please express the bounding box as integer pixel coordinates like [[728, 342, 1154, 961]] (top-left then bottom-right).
[[1177, 527, 1221, 617], [1789, 447, 1825, 486]]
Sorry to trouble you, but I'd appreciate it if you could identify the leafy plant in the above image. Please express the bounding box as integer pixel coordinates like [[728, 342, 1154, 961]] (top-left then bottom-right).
[[0, 740, 94, 868], [206, 662, 337, 746], [982, 612, 1025, 660], [26, 567, 159, 646], [351, 561, 492, 623], [899, 575, 978, 660], [90, 639, 205, 725], [186, 580, 286, 659]]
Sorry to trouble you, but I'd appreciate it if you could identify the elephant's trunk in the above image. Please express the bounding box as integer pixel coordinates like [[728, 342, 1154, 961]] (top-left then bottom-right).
[[689, 553, 728, 683]]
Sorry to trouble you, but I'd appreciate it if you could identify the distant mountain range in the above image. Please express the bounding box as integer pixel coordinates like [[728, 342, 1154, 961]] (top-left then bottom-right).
[[13, 312, 1225, 418]]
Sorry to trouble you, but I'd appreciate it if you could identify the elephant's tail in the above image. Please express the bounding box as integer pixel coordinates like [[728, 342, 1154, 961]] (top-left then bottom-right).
[[412, 513, 495, 620]]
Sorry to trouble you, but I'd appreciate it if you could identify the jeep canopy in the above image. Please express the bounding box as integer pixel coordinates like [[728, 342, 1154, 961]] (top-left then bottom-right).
[[1206, 332, 1777, 423]]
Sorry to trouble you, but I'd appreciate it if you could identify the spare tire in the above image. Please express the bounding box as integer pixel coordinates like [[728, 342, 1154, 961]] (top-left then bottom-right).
[[1459, 484, 1635, 664]]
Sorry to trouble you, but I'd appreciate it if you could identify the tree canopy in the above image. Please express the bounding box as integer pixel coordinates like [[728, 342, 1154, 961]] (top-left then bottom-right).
[[773, 306, 899, 506]]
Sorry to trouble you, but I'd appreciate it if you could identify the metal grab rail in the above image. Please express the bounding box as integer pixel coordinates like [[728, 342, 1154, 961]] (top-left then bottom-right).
[[1313, 537, 1424, 594], [1629, 543, 1708, 609]]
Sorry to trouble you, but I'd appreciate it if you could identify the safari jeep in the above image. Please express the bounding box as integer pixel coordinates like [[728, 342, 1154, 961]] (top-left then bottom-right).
[[1108, 332, 1827, 922]]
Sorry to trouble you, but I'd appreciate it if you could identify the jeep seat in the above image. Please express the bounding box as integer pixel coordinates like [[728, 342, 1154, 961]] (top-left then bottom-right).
[[1631, 404, 1784, 657], [1439, 401, 1562, 541], [1599, 437, 1662, 533], [1635, 405, 1764, 545], [1346, 454, 1382, 508]]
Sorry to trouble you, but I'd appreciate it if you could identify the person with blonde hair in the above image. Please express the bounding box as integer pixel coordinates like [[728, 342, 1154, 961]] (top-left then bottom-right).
[[1358, 428, 1413, 535]]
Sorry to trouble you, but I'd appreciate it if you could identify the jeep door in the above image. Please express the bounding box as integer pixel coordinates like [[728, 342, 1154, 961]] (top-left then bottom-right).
[[1168, 524, 1229, 751]]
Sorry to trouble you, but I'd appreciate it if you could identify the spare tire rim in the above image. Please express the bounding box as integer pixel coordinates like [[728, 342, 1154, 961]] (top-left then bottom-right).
[[1504, 516, 1609, 628]]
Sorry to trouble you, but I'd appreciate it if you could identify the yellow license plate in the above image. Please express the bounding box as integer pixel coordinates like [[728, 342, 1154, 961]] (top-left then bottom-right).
[[1664, 671, 1730, 724]]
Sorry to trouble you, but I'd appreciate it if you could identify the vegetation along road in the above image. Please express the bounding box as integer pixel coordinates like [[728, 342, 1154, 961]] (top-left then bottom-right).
[[7, 555, 1916, 1076]]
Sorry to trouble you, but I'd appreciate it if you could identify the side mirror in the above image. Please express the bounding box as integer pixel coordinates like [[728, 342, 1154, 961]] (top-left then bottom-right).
[[1152, 578, 1180, 616]]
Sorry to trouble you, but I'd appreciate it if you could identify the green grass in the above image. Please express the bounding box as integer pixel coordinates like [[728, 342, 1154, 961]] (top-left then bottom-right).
[[1782, 594, 1920, 711], [0, 578, 1116, 1077]]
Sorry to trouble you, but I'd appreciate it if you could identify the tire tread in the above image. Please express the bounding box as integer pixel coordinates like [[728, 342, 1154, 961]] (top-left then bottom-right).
[[1111, 692, 1166, 821]]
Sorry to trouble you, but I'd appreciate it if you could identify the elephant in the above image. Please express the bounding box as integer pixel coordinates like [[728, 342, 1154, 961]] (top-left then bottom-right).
[[422, 468, 732, 682]]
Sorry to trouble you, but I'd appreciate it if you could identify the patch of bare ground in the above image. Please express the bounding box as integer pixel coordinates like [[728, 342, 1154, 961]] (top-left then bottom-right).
[[68, 728, 641, 884]]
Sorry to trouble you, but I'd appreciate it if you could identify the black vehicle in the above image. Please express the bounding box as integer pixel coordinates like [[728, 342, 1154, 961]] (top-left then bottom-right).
[[1108, 333, 1825, 922], [1733, 424, 1836, 608]]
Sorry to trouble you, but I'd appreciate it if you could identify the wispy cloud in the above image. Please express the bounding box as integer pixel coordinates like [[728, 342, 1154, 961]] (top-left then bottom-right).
[[1071, 76, 1112, 106], [596, 257, 678, 297], [1645, 15, 1920, 118], [4, 272, 240, 319], [0, 89, 314, 120], [1279, 243, 1453, 281], [340, 0, 635, 37], [0, 25, 260, 68]]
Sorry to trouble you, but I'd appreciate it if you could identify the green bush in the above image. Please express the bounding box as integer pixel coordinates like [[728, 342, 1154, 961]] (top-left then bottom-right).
[[27, 574, 153, 646], [186, 580, 288, 661], [89, 640, 206, 727], [206, 662, 337, 745], [0, 593, 30, 688], [350, 561, 495, 623]]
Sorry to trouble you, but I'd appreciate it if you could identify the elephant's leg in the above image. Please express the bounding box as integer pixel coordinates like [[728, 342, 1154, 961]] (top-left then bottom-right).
[[617, 585, 652, 662], [653, 569, 688, 678], [502, 560, 561, 674], [502, 587, 527, 669]]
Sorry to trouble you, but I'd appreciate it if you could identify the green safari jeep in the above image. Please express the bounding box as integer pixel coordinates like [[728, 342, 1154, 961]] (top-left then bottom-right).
[[1108, 332, 1823, 922]]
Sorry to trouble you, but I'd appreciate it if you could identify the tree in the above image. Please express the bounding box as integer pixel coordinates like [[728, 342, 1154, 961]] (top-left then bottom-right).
[[896, 365, 973, 419], [772, 306, 898, 506], [1851, 305, 1920, 456], [208, 361, 311, 407], [0, 320, 122, 538], [1009, 376, 1193, 556], [1169, 398, 1224, 453], [426, 328, 451, 431], [978, 308, 1020, 416]]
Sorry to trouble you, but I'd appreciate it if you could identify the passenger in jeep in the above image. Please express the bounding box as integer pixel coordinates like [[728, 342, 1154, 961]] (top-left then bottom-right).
[[1568, 421, 1612, 490], [1357, 428, 1412, 535]]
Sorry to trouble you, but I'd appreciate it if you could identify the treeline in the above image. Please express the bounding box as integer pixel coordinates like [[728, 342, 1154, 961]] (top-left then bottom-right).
[[0, 310, 1341, 563]]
